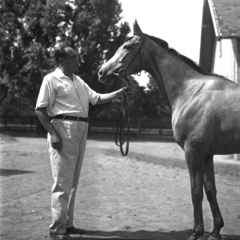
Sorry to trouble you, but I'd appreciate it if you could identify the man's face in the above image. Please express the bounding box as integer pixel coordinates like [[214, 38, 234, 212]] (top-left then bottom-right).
[[61, 47, 79, 73]]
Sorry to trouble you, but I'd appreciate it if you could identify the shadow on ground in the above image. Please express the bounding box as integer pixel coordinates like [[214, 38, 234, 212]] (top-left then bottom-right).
[[0, 168, 35, 177], [0, 130, 47, 139], [56, 230, 240, 240]]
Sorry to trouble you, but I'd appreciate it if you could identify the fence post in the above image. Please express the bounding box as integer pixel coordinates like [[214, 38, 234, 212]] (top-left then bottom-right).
[[4, 116, 7, 130], [88, 121, 91, 134], [30, 116, 33, 131], [112, 119, 115, 132], [159, 128, 162, 135], [138, 120, 141, 136]]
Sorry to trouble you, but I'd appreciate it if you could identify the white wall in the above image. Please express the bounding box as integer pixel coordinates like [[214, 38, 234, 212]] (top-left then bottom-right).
[[212, 39, 238, 83], [212, 39, 240, 161]]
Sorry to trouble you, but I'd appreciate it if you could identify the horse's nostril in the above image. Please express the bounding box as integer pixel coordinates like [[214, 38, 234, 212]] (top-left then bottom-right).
[[98, 69, 103, 77]]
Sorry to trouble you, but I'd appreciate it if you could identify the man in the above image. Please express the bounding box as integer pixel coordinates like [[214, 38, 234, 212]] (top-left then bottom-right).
[[35, 45, 128, 240]]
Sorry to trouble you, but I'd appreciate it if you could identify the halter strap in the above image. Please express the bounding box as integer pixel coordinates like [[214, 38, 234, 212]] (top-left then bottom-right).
[[117, 37, 145, 79]]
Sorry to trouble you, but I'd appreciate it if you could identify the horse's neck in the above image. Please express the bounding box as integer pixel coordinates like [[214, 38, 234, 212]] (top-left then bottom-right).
[[143, 43, 203, 108]]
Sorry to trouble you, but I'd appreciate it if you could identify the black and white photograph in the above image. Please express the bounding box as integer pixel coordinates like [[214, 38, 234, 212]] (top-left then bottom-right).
[[0, 0, 240, 240]]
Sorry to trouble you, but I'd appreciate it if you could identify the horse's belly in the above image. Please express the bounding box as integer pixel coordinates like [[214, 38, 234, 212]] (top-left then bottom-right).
[[212, 107, 240, 154], [211, 132, 240, 154], [172, 91, 240, 154]]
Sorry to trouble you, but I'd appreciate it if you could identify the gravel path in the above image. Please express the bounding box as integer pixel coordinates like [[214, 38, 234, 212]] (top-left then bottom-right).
[[0, 132, 240, 240]]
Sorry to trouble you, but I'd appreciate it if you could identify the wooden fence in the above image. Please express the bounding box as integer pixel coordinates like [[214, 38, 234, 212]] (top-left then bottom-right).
[[0, 115, 173, 137]]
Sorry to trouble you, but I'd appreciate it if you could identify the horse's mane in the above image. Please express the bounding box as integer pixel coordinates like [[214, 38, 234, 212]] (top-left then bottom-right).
[[144, 34, 222, 77]]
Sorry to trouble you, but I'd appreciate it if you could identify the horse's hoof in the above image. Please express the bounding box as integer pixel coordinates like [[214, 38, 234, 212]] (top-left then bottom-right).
[[187, 233, 203, 240], [208, 233, 221, 240]]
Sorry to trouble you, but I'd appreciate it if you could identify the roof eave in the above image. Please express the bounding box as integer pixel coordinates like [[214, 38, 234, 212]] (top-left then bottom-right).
[[207, 0, 221, 40], [218, 35, 240, 40]]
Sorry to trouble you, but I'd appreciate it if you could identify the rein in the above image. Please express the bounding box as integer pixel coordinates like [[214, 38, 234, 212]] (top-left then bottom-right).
[[114, 38, 145, 156], [115, 77, 131, 156]]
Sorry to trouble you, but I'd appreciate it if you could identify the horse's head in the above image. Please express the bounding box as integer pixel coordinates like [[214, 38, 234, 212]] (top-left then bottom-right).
[[98, 21, 146, 85]]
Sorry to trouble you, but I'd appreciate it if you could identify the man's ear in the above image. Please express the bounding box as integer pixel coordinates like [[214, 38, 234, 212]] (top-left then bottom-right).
[[58, 57, 64, 65]]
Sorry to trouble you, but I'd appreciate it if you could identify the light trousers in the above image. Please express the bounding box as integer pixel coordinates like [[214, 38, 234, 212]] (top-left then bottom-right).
[[47, 119, 88, 234]]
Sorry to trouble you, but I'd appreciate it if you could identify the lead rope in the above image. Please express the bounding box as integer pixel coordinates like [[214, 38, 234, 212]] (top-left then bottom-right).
[[115, 77, 131, 156], [114, 38, 145, 156]]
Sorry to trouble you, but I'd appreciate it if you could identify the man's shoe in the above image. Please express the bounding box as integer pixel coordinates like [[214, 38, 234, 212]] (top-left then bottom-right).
[[49, 232, 69, 240], [66, 226, 86, 235]]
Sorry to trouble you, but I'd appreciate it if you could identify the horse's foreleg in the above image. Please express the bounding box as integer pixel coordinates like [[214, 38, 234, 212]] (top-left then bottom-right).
[[204, 155, 224, 240], [185, 145, 205, 240]]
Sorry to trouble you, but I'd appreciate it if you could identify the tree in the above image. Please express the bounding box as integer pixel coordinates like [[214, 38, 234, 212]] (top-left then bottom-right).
[[0, 0, 130, 117], [144, 74, 171, 126]]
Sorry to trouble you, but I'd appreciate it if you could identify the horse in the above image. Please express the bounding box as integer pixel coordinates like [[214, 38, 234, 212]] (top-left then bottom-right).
[[98, 21, 240, 240]]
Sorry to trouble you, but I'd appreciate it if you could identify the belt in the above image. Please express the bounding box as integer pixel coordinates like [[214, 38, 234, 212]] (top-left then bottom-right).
[[53, 115, 89, 122]]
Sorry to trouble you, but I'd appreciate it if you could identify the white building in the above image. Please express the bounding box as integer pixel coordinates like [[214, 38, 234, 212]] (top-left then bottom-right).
[[199, 0, 240, 160]]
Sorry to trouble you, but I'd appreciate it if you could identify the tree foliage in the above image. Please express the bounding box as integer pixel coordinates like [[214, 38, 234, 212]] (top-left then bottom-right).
[[0, 0, 130, 116], [144, 74, 171, 125], [0, 0, 171, 127]]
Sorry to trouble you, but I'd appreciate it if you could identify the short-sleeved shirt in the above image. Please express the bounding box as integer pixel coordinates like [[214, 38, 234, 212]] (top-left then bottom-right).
[[36, 68, 100, 118]]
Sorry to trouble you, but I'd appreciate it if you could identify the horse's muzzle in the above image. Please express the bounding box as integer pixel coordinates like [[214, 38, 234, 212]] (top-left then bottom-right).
[[98, 69, 107, 84]]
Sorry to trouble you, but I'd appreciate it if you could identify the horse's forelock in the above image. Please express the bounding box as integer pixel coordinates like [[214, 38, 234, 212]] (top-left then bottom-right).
[[124, 36, 134, 42]]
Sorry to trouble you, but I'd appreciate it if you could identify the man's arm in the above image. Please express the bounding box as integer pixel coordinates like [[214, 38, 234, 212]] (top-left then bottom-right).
[[35, 108, 62, 150], [97, 87, 129, 104]]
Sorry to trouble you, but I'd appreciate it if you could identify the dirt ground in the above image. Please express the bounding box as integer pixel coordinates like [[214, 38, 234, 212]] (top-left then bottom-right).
[[0, 132, 240, 240]]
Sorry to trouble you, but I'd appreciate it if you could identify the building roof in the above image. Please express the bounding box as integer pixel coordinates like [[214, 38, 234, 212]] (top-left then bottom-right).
[[209, 0, 240, 38]]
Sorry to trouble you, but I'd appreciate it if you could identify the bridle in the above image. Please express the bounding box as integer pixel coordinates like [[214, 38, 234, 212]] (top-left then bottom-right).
[[114, 36, 145, 156], [114, 37, 145, 79]]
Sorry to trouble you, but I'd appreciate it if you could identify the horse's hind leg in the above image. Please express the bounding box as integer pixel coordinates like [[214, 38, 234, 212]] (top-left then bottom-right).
[[204, 155, 224, 240], [185, 145, 205, 240]]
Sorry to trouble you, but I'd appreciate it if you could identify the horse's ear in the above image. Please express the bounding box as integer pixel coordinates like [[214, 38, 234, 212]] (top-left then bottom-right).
[[133, 20, 143, 37]]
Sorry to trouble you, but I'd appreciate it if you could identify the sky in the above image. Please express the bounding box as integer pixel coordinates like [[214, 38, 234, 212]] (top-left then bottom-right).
[[119, 0, 204, 87]]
